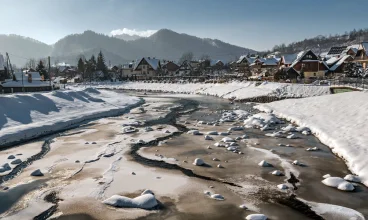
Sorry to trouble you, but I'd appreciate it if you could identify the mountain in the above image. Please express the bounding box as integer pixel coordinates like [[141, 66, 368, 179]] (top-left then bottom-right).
[[113, 34, 142, 41], [2, 29, 255, 67], [0, 34, 52, 67], [51, 29, 255, 65], [271, 28, 368, 54]]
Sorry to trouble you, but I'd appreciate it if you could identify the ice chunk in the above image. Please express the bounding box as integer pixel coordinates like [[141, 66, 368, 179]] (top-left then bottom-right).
[[246, 214, 268, 220], [206, 131, 218, 135], [193, 158, 205, 166], [271, 170, 283, 176], [258, 160, 272, 167], [277, 184, 289, 190], [204, 135, 214, 140], [222, 137, 234, 143], [187, 130, 201, 135], [344, 174, 361, 183], [103, 194, 158, 209], [31, 169, 44, 176], [11, 159, 22, 165]]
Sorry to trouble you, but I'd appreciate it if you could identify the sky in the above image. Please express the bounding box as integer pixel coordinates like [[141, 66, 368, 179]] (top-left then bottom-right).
[[2, 0, 368, 51]]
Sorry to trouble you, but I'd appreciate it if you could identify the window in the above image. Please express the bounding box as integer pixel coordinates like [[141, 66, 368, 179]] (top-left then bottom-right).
[[313, 73, 316, 76]]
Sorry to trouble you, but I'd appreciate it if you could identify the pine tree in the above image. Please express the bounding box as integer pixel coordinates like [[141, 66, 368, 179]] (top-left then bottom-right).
[[36, 60, 48, 79], [77, 58, 85, 79], [96, 50, 108, 79], [86, 56, 96, 81]]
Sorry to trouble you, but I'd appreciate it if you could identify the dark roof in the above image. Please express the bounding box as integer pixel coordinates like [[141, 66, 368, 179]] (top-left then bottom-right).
[[327, 46, 347, 55]]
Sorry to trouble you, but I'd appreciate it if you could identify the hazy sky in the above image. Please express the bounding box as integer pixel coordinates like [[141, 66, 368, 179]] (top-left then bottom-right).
[[3, 0, 368, 51]]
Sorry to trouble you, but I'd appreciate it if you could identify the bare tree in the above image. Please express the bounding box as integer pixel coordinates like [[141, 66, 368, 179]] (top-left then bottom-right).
[[178, 52, 193, 65]]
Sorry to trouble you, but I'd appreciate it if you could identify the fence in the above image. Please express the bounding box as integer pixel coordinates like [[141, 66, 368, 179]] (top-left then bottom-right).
[[327, 77, 368, 90]]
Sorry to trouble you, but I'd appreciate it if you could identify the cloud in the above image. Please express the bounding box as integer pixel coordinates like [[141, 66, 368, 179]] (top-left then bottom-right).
[[110, 28, 157, 37]]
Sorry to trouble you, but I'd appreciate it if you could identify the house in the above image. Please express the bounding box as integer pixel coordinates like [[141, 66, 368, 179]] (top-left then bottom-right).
[[354, 42, 368, 68], [261, 57, 279, 68], [0, 71, 51, 93], [290, 50, 328, 78], [215, 60, 224, 67], [0, 53, 8, 81], [279, 54, 298, 67], [328, 55, 354, 74], [326, 46, 347, 59], [133, 57, 161, 80], [176, 60, 194, 76], [281, 67, 300, 80], [161, 61, 179, 75]]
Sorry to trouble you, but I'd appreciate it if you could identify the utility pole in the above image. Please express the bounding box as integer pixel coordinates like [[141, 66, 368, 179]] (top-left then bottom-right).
[[48, 56, 52, 90]]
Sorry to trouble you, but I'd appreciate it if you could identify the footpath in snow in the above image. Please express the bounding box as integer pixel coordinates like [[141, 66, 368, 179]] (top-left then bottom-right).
[[84, 81, 331, 100], [0, 88, 141, 146], [256, 91, 368, 187]]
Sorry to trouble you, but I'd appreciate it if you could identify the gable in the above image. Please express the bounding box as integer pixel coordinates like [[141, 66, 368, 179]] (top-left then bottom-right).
[[300, 50, 318, 61]]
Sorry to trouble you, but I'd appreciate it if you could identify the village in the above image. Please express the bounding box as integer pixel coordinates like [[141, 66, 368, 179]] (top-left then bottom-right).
[[1, 42, 368, 93]]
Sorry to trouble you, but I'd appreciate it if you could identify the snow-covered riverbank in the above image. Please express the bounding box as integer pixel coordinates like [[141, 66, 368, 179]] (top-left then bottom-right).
[[256, 91, 368, 187], [78, 81, 331, 100], [0, 88, 141, 146]]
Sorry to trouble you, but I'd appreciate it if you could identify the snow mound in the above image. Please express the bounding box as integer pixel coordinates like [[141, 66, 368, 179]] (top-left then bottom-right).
[[228, 126, 244, 131], [287, 134, 298, 139], [222, 137, 234, 143], [323, 174, 331, 179], [141, 189, 154, 195], [219, 132, 230, 136], [30, 169, 44, 176], [0, 163, 11, 172], [282, 124, 297, 132], [246, 214, 268, 220], [258, 160, 272, 167], [214, 142, 225, 147], [193, 158, 205, 166], [271, 170, 283, 176], [187, 130, 201, 135], [210, 194, 225, 200], [337, 181, 355, 191], [103, 193, 158, 209], [11, 159, 22, 165], [206, 131, 218, 135], [204, 135, 214, 140], [322, 177, 355, 191], [344, 174, 361, 183], [122, 126, 137, 134], [277, 184, 289, 190]]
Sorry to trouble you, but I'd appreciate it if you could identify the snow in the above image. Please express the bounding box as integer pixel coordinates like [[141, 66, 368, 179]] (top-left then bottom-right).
[[256, 91, 368, 186], [103, 193, 158, 209], [0, 88, 141, 146], [304, 200, 365, 220], [193, 158, 205, 166], [258, 160, 272, 167], [344, 174, 361, 183], [277, 184, 289, 190], [30, 169, 44, 176], [82, 81, 330, 101], [322, 177, 355, 191], [271, 170, 283, 176], [222, 137, 234, 143], [246, 214, 268, 220], [329, 55, 352, 71]]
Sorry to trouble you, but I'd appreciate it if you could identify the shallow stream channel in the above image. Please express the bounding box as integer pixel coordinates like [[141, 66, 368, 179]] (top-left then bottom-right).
[[0, 91, 366, 220]]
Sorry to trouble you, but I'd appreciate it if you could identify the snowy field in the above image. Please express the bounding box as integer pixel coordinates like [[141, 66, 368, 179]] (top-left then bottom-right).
[[0, 88, 141, 146], [78, 81, 331, 100], [256, 91, 368, 187]]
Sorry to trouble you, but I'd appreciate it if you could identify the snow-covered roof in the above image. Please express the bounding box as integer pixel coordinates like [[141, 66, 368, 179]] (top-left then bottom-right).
[[27, 72, 42, 81], [134, 57, 161, 70], [0, 54, 5, 70], [326, 56, 340, 66], [329, 55, 352, 71], [290, 50, 318, 67], [261, 57, 279, 66], [1, 79, 49, 88], [282, 53, 298, 65], [319, 52, 328, 58]]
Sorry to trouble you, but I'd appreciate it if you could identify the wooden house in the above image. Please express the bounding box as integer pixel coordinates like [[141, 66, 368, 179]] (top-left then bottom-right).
[[133, 57, 161, 80], [161, 61, 179, 75], [354, 42, 368, 68], [290, 50, 328, 78]]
